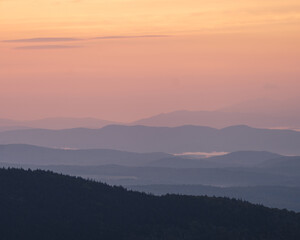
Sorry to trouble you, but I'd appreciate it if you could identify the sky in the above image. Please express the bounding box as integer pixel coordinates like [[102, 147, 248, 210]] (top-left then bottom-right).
[[1, 0, 300, 121]]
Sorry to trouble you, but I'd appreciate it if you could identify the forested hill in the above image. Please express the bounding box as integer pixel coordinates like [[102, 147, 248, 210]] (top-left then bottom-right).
[[1, 168, 300, 240]]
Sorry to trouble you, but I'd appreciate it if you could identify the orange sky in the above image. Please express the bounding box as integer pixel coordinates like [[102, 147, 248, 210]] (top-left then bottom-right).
[[1, 0, 300, 121]]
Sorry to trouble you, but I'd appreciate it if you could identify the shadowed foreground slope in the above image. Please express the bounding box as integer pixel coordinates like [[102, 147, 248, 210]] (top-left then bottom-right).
[[0, 168, 300, 240]]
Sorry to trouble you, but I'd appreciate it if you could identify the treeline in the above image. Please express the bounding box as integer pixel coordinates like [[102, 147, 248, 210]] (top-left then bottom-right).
[[0, 168, 300, 240]]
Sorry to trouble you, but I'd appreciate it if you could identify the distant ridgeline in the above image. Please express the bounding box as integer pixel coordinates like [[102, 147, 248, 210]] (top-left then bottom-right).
[[1, 125, 300, 155], [0, 168, 300, 240]]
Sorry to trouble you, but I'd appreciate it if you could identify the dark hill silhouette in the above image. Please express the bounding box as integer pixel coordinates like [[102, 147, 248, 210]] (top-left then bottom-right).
[[0, 168, 300, 240], [128, 184, 300, 212], [0, 125, 300, 155], [1, 162, 299, 211]]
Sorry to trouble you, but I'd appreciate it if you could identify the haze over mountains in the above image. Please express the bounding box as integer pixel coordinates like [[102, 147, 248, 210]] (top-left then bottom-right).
[[219, 98, 300, 119], [1, 125, 300, 155], [0, 117, 117, 131]]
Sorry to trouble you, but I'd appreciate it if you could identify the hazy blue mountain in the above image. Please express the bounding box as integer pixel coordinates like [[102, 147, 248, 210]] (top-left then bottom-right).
[[259, 156, 300, 176], [0, 119, 27, 132], [1, 125, 300, 155], [133, 110, 300, 128], [147, 151, 282, 168], [0, 144, 284, 169], [145, 156, 215, 168], [0, 144, 170, 166], [2, 168, 300, 240]]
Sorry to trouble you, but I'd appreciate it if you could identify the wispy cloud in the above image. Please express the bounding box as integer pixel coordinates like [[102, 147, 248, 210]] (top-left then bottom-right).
[[4, 35, 169, 44], [3, 37, 81, 43], [5, 34, 170, 50], [93, 35, 170, 40], [14, 45, 82, 50]]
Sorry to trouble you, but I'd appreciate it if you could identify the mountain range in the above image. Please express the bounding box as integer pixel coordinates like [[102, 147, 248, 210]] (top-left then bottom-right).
[[0, 125, 300, 155], [1, 144, 300, 211], [0, 144, 170, 166], [133, 110, 300, 128], [0, 144, 280, 167], [1, 144, 300, 187], [2, 110, 300, 131]]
